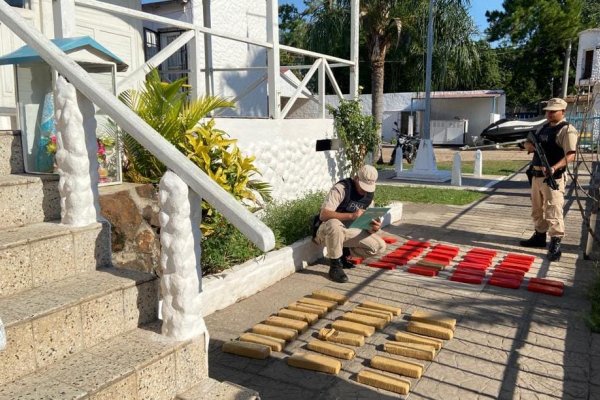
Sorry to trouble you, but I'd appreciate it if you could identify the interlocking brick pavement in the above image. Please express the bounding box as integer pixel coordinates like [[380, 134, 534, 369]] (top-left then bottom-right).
[[205, 163, 599, 399]]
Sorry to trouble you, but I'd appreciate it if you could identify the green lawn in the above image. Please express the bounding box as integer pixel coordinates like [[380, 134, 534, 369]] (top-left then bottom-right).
[[378, 160, 528, 176], [375, 185, 485, 206]]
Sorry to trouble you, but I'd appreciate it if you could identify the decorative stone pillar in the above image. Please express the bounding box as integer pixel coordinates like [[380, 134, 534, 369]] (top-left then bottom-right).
[[54, 75, 100, 226], [158, 170, 207, 341]]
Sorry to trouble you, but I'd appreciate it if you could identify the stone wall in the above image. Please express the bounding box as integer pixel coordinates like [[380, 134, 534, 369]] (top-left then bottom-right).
[[99, 183, 160, 274]]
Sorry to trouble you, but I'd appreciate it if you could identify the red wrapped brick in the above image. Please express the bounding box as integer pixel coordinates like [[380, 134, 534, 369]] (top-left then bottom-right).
[[488, 277, 521, 289], [527, 282, 564, 296], [462, 255, 493, 266], [455, 266, 486, 276], [496, 263, 530, 272], [381, 236, 398, 244], [433, 244, 460, 256], [450, 273, 484, 284], [380, 256, 409, 265], [492, 270, 524, 281], [405, 240, 431, 248], [468, 248, 497, 257], [424, 253, 453, 264], [367, 261, 396, 270], [457, 261, 488, 270], [505, 253, 535, 263], [407, 266, 438, 277], [529, 278, 564, 289]]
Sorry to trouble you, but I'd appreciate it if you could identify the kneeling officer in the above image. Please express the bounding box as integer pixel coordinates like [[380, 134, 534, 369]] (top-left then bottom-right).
[[313, 165, 387, 282]]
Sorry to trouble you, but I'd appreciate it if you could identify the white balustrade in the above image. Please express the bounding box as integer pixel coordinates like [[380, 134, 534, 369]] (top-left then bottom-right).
[[159, 171, 207, 341], [54, 75, 99, 226]]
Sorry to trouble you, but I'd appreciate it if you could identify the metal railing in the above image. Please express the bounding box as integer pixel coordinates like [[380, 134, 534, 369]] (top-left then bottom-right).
[[75, 0, 354, 118], [0, 1, 275, 252]]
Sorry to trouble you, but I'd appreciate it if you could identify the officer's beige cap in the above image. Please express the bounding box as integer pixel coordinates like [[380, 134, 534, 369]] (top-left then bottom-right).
[[543, 98, 567, 111], [357, 165, 378, 193]]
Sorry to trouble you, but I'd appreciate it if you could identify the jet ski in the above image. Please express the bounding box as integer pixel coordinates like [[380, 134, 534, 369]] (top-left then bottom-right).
[[480, 116, 546, 144]]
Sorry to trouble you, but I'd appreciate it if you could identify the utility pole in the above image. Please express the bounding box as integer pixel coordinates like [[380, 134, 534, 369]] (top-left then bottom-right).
[[562, 40, 571, 98]]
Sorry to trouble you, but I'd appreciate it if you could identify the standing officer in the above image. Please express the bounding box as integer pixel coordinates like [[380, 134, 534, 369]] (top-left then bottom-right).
[[520, 98, 578, 261], [313, 165, 387, 282]]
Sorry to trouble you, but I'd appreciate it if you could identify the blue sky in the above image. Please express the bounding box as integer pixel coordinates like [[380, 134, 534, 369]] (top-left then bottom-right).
[[281, 0, 504, 35]]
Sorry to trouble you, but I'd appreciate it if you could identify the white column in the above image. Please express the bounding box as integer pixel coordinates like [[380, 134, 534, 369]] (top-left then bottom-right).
[[187, 0, 205, 100], [394, 146, 404, 175], [266, 0, 281, 118], [318, 59, 326, 118], [451, 152, 462, 186], [349, 0, 359, 98], [53, 0, 75, 38], [474, 149, 483, 178], [159, 171, 207, 341], [54, 76, 99, 226]]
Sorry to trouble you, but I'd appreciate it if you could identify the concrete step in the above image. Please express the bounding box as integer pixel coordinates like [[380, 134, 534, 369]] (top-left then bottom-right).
[[0, 221, 111, 297], [0, 130, 24, 175], [0, 322, 207, 400], [177, 378, 259, 400], [0, 267, 158, 386], [0, 173, 60, 229]]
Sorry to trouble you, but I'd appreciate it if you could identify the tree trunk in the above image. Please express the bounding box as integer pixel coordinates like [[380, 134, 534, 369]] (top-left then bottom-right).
[[371, 58, 385, 137], [371, 55, 385, 163]]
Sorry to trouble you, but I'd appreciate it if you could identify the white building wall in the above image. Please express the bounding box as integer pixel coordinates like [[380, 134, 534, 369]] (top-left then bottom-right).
[[75, 0, 144, 84], [214, 118, 345, 201], [204, 0, 268, 117], [288, 91, 506, 145], [142, 0, 268, 116], [576, 29, 600, 84]]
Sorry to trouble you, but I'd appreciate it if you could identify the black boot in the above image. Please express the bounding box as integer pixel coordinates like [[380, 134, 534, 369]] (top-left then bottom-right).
[[520, 231, 547, 248], [340, 247, 356, 269], [329, 258, 348, 283], [547, 237, 562, 262]]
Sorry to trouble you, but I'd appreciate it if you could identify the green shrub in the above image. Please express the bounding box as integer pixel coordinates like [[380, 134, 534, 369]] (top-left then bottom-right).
[[201, 213, 262, 276], [327, 99, 379, 175], [201, 191, 324, 275], [262, 191, 325, 245], [118, 68, 271, 237]]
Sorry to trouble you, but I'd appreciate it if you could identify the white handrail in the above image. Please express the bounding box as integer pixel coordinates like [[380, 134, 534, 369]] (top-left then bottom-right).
[[0, 1, 275, 252]]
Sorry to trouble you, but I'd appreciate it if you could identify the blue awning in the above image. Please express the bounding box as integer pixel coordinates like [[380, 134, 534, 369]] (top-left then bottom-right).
[[0, 36, 128, 71]]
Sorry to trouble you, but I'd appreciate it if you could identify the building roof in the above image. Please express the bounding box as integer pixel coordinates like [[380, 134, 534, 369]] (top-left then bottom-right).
[[415, 90, 505, 99], [0, 36, 128, 71]]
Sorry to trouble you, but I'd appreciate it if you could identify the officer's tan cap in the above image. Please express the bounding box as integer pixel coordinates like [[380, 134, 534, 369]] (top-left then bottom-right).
[[543, 98, 567, 111], [357, 165, 378, 193]]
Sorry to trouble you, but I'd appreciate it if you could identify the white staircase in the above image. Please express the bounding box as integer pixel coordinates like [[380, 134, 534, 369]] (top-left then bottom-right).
[[0, 130, 258, 399]]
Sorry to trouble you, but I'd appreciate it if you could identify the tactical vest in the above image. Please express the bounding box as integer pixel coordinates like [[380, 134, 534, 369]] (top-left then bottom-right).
[[335, 178, 374, 213], [532, 121, 569, 177]]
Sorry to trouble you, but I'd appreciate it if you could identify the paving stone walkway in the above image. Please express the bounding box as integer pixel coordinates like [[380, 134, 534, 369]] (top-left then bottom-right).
[[205, 166, 600, 400]]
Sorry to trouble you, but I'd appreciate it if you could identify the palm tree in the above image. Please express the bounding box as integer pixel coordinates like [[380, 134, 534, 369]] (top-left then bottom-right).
[[117, 68, 234, 182], [303, 0, 479, 135]]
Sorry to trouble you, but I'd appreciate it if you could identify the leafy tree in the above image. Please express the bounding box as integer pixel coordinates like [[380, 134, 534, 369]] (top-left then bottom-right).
[[327, 98, 379, 175], [485, 0, 583, 106], [281, 1, 480, 128]]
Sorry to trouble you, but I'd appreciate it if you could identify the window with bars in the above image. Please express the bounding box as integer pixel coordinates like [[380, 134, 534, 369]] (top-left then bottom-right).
[[582, 50, 594, 80]]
